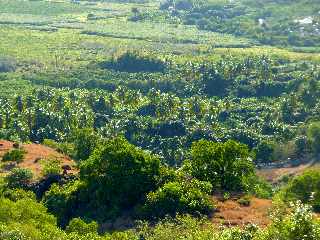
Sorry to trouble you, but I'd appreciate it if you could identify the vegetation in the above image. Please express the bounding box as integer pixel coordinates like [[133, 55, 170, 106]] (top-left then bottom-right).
[[158, 0, 320, 48], [4, 168, 33, 189], [142, 178, 214, 218], [279, 169, 320, 212], [0, 0, 320, 239], [41, 159, 62, 177], [185, 140, 254, 191], [2, 149, 26, 164]]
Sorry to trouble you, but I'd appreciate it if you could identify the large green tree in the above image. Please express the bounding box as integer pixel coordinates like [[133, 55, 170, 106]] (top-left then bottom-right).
[[185, 140, 254, 191], [80, 137, 161, 210]]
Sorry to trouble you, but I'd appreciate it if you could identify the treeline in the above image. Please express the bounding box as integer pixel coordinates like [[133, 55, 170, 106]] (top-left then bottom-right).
[[2, 65, 320, 166], [27, 52, 318, 99]]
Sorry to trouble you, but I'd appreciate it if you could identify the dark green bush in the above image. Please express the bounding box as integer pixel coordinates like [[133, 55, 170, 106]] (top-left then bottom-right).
[[103, 51, 167, 73], [141, 178, 213, 219], [2, 149, 26, 164], [4, 168, 33, 189], [254, 141, 276, 163], [79, 137, 161, 214], [43, 180, 83, 227], [72, 128, 99, 161], [307, 122, 320, 156], [66, 218, 98, 235], [0, 57, 17, 73]]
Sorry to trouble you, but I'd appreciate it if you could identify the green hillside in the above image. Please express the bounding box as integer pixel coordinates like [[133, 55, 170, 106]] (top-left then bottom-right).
[[1, 0, 320, 239]]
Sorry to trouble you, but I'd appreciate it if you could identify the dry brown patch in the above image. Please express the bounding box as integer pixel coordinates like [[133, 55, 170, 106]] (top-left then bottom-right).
[[212, 197, 272, 228], [0, 140, 76, 177]]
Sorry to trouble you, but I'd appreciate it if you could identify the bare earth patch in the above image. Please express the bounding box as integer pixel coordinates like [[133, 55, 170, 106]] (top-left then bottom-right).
[[212, 197, 272, 228], [0, 140, 76, 177]]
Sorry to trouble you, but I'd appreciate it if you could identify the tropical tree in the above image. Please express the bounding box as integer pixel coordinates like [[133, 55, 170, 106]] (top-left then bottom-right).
[[185, 140, 254, 191]]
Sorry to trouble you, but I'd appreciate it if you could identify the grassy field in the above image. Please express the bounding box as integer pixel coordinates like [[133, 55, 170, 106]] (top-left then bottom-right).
[[0, 0, 251, 71], [1, 0, 318, 75]]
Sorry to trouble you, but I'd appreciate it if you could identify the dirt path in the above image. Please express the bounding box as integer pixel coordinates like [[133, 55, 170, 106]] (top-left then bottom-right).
[[257, 161, 319, 184]]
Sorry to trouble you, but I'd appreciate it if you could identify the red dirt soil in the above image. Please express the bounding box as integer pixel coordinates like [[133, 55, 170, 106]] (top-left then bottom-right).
[[0, 140, 76, 177], [212, 197, 272, 228]]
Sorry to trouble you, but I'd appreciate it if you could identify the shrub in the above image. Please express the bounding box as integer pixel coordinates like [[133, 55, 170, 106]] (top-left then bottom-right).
[[0, 57, 17, 73], [247, 176, 273, 199], [201, 67, 229, 97], [2, 188, 36, 201], [103, 51, 167, 73], [41, 158, 61, 176], [137, 214, 256, 240], [307, 122, 320, 156], [254, 141, 276, 163], [0, 197, 58, 236], [237, 195, 251, 206], [223, 192, 231, 201], [43, 181, 83, 227], [72, 129, 99, 161], [141, 179, 213, 219], [185, 140, 254, 191], [4, 168, 33, 189], [262, 201, 320, 240], [43, 139, 75, 156], [280, 169, 320, 212], [66, 218, 98, 235], [2, 149, 26, 164]]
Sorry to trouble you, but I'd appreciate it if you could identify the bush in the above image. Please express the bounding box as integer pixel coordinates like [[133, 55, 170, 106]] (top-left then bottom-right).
[[41, 158, 61, 176], [0, 197, 61, 239], [185, 140, 254, 191], [201, 67, 229, 97], [43, 180, 84, 227], [2, 149, 26, 164], [0, 57, 17, 73], [103, 51, 167, 73], [43, 139, 75, 156], [307, 122, 320, 156], [5, 168, 33, 189], [280, 169, 320, 212], [141, 179, 214, 219], [237, 195, 251, 206], [254, 141, 276, 163], [262, 201, 320, 240], [248, 176, 273, 199], [2, 188, 36, 201], [137, 214, 259, 240], [66, 218, 98, 235], [72, 129, 99, 161]]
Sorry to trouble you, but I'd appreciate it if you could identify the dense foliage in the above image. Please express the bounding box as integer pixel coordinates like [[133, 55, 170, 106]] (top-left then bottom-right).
[[142, 178, 213, 218], [185, 140, 254, 191], [0, 0, 320, 239], [279, 170, 320, 212]]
